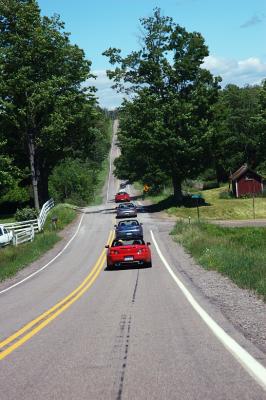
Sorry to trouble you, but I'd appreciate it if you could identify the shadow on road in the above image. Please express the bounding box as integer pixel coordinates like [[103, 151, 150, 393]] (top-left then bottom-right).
[[104, 265, 152, 271], [84, 207, 117, 215]]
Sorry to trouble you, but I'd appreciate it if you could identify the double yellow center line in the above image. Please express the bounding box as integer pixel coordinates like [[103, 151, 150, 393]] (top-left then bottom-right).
[[0, 230, 115, 360]]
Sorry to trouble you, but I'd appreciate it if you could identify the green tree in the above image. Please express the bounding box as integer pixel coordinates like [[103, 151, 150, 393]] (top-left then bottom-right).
[[0, 141, 20, 197], [0, 0, 95, 210], [48, 158, 97, 205], [103, 8, 220, 202], [210, 84, 263, 181]]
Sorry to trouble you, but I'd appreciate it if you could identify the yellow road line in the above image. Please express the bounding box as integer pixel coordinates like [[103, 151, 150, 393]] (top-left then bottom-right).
[[0, 230, 113, 349], [0, 231, 114, 360]]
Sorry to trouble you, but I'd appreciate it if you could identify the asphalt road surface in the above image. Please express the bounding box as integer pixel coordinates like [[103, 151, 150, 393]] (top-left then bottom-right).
[[0, 121, 266, 399]]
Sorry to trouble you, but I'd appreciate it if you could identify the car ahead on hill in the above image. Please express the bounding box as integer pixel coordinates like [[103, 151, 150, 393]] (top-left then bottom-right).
[[0, 225, 13, 247], [115, 219, 143, 240], [115, 191, 130, 203], [105, 238, 152, 269], [116, 202, 137, 218]]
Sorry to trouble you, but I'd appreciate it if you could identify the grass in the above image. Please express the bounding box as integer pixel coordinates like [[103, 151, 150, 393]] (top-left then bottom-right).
[[90, 121, 113, 206], [0, 215, 15, 224], [171, 221, 266, 300], [140, 184, 266, 220], [0, 204, 77, 282], [91, 157, 110, 206]]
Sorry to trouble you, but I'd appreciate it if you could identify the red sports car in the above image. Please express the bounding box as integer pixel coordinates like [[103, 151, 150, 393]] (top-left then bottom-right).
[[105, 238, 152, 269], [115, 191, 130, 203]]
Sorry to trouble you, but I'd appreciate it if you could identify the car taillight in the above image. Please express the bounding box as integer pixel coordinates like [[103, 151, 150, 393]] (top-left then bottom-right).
[[110, 250, 119, 255], [139, 248, 147, 254]]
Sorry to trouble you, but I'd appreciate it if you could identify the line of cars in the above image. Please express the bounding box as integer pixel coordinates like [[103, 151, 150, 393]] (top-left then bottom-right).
[[105, 186, 152, 269]]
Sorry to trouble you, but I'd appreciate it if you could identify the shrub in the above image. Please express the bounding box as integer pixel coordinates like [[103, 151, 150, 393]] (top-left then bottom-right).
[[48, 158, 97, 206], [15, 207, 38, 222]]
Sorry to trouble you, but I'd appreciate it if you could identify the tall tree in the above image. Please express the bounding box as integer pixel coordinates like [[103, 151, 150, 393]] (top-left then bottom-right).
[[103, 8, 220, 202], [0, 0, 95, 209], [0, 141, 21, 197], [209, 84, 263, 181]]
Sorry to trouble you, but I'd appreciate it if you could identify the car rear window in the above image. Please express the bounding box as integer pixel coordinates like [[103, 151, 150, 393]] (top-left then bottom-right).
[[112, 239, 145, 246], [118, 220, 138, 227]]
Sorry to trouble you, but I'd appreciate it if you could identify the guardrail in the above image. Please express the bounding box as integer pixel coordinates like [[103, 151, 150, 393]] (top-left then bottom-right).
[[3, 199, 55, 246]]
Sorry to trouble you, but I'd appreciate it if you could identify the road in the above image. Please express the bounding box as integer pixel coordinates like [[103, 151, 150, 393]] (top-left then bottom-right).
[[0, 121, 266, 399]]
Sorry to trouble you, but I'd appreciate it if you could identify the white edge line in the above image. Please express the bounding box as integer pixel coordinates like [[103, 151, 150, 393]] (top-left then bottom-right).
[[0, 213, 85, 295], [150, 229, 266, 392]]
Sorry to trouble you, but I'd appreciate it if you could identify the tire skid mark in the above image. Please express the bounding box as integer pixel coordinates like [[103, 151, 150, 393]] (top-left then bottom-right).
[[113, 270, 139, 400], [116, 315, 132, 400], [132, 269, 139, 304]]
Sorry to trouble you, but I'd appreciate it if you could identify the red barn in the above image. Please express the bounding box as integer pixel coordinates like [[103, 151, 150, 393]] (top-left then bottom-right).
[[230, 164, 264, 198]]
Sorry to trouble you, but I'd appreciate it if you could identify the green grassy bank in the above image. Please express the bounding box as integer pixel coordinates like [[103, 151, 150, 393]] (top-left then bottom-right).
[[171, 222, 266, 300], [91, 157, 110, 205], [0, 204, 76, 282], [140, 185, 266, 220]]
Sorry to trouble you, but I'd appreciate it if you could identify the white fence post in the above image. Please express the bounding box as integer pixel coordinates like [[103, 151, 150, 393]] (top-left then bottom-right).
[[37, 218, 41, 232], [12, 230, 16, 246], [31, 225, 34, 242]]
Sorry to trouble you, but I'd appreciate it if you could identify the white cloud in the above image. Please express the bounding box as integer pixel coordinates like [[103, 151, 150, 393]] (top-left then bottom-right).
[[86, 70, 125, 110], [240, 15, 263, 28], [86, 57, 266, 109], [203, 55, 266, 86]]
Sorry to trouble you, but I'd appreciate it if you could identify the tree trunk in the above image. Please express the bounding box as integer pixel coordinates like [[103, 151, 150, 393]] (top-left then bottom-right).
[[172, 175, 183, 205], [28, 132, 40, 212], [38, 164, 50, 205]]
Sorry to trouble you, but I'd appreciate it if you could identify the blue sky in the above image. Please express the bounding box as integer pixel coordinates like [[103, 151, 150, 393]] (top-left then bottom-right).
[[38, 0, 266, 109]]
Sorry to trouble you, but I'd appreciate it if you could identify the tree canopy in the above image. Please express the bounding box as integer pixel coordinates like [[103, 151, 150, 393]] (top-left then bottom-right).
[[209, 83, 266, 181], [103, 8, 221, 202], [0, 0, 107, 209]]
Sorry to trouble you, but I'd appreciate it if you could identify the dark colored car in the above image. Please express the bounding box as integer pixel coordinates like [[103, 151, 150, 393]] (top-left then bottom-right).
[[105, 238, 152, 269], [115, 191, 130, 203], [120, 182, 127, 189], [115, 219, 143, 240], [116, 202, 137, 218]]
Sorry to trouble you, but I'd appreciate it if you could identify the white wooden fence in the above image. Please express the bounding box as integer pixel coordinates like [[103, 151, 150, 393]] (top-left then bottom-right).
[[3, 199, 54, 246], [13, 225, 35, 246]]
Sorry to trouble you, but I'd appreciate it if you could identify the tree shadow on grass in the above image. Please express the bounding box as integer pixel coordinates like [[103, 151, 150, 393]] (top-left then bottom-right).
[[139, 195, 210, 214]]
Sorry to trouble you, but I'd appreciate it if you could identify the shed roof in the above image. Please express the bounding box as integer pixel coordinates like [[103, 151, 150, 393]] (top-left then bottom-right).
[[230, 164, 262, 181]]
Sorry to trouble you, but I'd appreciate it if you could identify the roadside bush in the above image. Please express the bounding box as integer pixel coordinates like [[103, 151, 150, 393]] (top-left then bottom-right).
[[15, 207, 37, 222], [48, 158, 97, 206], [219, 190, 233, 199]]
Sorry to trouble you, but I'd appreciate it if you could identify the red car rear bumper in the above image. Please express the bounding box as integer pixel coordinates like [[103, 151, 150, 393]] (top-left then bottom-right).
[[107, 255, 151, 267], [115, 197, 130, 202]]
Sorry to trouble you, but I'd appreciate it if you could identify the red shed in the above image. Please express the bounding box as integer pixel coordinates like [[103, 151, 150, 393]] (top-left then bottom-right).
[[230, 164, 264, 198]]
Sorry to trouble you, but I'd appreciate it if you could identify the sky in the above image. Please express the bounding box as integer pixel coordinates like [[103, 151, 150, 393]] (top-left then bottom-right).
[[38, 0, 266, 109]]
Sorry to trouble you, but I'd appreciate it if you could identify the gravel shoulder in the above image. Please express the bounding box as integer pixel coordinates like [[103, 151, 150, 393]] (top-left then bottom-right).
[[167, 235, 266, 354], [141, 198, 266, 355]]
